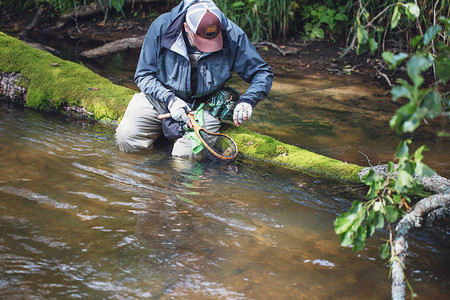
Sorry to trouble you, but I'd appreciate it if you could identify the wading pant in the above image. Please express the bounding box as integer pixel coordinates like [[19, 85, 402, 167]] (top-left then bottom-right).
[[115, 93, 221, 157]]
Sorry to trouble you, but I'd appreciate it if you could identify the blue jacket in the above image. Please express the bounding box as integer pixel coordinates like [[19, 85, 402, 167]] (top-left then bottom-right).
[[134, 0, 273, 107]]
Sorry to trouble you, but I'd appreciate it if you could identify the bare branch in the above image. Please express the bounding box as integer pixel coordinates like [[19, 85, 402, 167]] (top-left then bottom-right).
[[392, 193, 450, 300]]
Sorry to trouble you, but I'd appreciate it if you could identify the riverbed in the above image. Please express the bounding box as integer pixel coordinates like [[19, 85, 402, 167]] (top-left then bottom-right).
[[0, 38, 449, 298]]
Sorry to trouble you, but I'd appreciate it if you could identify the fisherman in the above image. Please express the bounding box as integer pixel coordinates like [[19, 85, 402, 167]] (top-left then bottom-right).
[[115, 0, 273, 157]]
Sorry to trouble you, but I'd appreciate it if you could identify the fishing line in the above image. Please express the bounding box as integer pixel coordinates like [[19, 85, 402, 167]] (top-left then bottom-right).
[[267, 81, 374, 100]]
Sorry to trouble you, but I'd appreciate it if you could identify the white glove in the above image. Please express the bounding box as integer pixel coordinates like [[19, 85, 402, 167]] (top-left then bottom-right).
[[233, 102, 253, 126], [168, 97, 191, 123]]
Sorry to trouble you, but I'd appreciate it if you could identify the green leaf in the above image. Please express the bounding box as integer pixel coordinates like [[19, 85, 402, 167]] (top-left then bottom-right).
[[384, 205, 400, 223], [395, 170, 415, 192], [380, 243, 390, 259], [382, 51, 393, 64], [349, 200, 363, 214], [375, 210, 384, 228], [438, 16, 450, 32], [390, 103, 416, 135], [362, 171, 383, 199], [393, 194, 402, 204], [414, 145, 427, 162], [111, 0, 125, 13], [334, 212, 356, 234], [357, 25, 368, 45], [361, 169, 376, 185], [400, 158, 415, 174], [391, 85, 412, 101], [385, 195, 395, 204], [402, 111, 423, 132], [410, 35, 423, 50], [415, 162, 435, 177], [407, 55, 432, 87], [391, 5, 401, 29], [421, 91, 443, 118], [423, 25, 442, 46], [404, 3, 420, 21], [395, 140, 411, 158], [353, 226, 367, 251], [368, 38, 378, 55], [366, 210, 383, 237], [339, 231, 354, 247], [435, 47, 450, 82], [382, 51, 408, 69], [366, 210, 376, 237], [335, 13, 348, 21], [311, 27, 324, 39], [388, 161, 395, 173]]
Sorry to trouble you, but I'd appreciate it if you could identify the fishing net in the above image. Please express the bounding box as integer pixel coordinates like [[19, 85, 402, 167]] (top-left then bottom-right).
[[197, 128, 238, 161]]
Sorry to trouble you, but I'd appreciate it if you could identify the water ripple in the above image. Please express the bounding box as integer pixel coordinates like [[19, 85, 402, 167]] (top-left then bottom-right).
[[0, 186, 77, 210]]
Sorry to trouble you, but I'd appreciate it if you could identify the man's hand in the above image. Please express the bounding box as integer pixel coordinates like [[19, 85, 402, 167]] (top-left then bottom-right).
[[168, 97, 191, 123], [233, 102, 253, 126]]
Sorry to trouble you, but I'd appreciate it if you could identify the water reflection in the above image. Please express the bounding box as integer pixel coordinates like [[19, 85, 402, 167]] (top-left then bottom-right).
[[0, 103, 449, 298]]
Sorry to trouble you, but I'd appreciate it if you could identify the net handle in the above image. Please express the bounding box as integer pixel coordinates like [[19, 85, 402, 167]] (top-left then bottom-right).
[[157, 112, 238, 161]]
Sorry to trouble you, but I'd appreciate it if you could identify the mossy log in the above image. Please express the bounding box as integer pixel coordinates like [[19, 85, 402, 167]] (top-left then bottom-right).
[[0, 32, 134, 123], [0, 30, 398, 183]]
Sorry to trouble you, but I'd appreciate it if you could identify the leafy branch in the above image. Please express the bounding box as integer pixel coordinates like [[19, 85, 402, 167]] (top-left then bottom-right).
[[335, 10, 449, 299]]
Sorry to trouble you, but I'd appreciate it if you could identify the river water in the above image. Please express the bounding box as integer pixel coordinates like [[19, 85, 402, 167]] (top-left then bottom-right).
[[0, 43, 449, 298]]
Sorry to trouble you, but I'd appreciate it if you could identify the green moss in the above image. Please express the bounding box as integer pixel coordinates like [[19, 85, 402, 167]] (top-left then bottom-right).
[[26, 87, 50, 109], [0, 32, 134, 122], [1, 32, 365, 183], [223, 126, 363, 182]]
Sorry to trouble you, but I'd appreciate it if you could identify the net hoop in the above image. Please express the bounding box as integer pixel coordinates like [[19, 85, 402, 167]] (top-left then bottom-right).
[[188, 113, 238, 161]]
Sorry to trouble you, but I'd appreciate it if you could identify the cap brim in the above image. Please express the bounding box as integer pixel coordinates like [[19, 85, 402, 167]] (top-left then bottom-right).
[[193, 30, 223, 52]]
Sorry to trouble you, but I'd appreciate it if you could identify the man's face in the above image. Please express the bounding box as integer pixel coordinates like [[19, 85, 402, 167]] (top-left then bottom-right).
[[184, 22, 198, 50]]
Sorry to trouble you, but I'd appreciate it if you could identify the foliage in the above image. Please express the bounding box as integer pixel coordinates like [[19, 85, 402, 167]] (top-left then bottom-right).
[[215, 0, 297, 42], [299, 0, 352, 40], [345, 0, 449, 56], [1, 0, 125, 18], [334, 13, 449, 296]]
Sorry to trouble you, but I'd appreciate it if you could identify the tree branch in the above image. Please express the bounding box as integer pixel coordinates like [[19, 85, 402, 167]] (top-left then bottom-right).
[[359, 165, 450, 194], [392, 193, 450, 300]]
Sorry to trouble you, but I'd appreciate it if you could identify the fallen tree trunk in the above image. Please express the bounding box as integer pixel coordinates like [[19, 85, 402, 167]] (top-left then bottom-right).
[[80, 35, 145, 58], [0, 32, 134, 122], [392, 193, 450, 300]]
